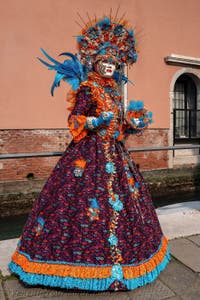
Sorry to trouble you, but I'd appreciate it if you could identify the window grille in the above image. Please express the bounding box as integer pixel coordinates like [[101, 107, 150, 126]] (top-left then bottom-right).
[[173, 74, 200, 142]]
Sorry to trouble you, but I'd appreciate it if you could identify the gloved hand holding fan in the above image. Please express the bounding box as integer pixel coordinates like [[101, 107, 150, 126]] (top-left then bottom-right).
[[125, 100, 153, 130]]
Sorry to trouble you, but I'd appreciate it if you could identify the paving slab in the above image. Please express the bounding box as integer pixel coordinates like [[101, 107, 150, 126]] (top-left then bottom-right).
[[156, 202, 200, 240], [78, 291, 130, 300], [26, 294, 81, 300], [165, 297, 181, 300], [127, 279, 174, 300], [157, 201, 200, 214], [3, 279, 69, 300], [0, 280, 6, 300], [101, 292, 131, 300], [187, 234, 200, 246], [169, 238, 200, 272], [180, 288, 200, 300], [159, 258, 200, 296], [0, 238, 18, 276]]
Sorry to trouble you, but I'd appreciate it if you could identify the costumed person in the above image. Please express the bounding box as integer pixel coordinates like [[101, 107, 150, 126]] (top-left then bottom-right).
[[9, 14, 170, 291]]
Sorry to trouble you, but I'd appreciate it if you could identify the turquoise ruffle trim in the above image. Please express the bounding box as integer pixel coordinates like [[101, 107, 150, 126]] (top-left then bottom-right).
[[8, 247, 171, 291]]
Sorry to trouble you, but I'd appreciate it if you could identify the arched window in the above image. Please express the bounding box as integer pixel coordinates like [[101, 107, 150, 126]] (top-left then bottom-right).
[[173, 74, 200, 143]]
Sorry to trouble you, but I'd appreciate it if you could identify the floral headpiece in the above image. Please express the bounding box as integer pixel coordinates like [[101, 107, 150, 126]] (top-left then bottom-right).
[[77, 17, 137, 68]]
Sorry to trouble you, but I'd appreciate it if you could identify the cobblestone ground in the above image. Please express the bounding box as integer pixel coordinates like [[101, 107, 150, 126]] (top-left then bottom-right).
[[1, 235, 200, 300]]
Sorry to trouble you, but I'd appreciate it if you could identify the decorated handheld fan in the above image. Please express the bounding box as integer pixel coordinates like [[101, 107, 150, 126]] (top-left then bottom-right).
[[126, 100, 153, 130]]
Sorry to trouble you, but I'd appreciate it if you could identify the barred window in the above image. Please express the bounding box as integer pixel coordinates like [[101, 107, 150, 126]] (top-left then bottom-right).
[[173, 74, 200, 142]]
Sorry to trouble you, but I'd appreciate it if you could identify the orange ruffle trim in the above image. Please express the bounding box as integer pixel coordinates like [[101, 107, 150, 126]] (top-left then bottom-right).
[[12, 236, 169, 279], [68, 115, 88, 142]]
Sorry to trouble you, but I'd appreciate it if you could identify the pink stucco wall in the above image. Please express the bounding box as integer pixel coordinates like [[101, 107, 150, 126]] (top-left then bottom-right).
[[1, 0, 200, 129]]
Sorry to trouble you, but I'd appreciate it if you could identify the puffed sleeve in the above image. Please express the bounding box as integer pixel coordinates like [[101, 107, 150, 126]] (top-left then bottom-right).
[[68, 86, 92, 142]]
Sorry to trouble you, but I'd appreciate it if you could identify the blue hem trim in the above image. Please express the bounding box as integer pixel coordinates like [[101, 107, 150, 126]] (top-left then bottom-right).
[[122, 251, 171, 290], [8, 249, 171, 291]]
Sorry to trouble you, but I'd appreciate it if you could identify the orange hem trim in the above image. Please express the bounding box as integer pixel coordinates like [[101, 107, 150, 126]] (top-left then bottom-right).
[[123, 236, 168, 279], [12, 236, 168, 279], [68, 115, 88, 142]]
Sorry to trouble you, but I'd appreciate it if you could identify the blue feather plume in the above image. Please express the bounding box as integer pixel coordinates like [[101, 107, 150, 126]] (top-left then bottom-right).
[[38, 48, 87, 96], [113, 71, 135, 86], [127, 100, 144, 111]]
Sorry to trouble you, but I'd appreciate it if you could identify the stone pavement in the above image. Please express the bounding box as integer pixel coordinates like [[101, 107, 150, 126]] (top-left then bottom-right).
[[0, 234, 200, 300], [157, 202, 200, 239]]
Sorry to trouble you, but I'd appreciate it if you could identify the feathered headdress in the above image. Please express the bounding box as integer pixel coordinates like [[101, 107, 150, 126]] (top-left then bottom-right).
[[38, 14, 137, 95], [77, 17, 137, 68]]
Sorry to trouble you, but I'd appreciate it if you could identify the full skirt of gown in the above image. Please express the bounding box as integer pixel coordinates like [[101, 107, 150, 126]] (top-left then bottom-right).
[[9, 132, 170, 291]]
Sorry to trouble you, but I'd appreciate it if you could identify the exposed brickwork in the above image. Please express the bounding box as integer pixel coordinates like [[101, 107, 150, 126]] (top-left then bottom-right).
[[125, 128, 169, 170], [0, 128, 169, 181], [0, 129, 71, 181]]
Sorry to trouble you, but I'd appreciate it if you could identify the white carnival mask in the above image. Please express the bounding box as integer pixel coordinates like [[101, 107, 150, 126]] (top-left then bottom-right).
[[96, 61, 116, 78]]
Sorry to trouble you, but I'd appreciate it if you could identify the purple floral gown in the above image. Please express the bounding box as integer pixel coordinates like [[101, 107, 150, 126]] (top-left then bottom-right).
[[9, 72, 170, 291]]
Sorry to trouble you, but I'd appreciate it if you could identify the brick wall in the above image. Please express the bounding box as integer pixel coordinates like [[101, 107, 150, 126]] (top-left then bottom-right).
[[125, 128, 169, 170], [0, 128, 169, 181], [0, 129, 71, 181]]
